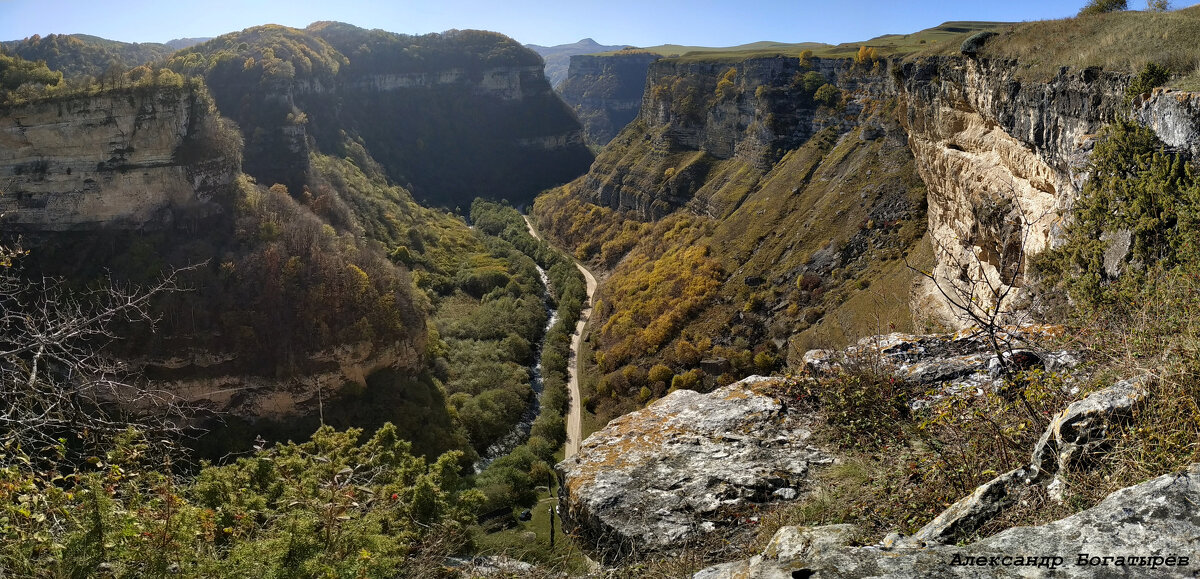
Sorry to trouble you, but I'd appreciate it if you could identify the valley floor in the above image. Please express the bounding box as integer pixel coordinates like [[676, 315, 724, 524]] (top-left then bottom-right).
[[524, 214, 597, 459]]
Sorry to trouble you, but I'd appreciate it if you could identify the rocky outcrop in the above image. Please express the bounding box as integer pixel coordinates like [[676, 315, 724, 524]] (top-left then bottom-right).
[[556, 376, 833, 563], [0, 88, 236, 231], [803, 327, 1079, 396], [558, 52, 661, 146], [896, 58, 1200, 328], [895, 58, 1130, 327], [697, 463, 1200, 578], [526, 38, 627, 88], [338, 65, 546, 100], [908, 373, 1152, 546], [1133, 87, 1200, 158]]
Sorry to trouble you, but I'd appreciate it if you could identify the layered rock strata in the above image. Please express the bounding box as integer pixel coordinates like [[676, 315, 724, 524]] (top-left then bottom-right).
[[0, 88, 235, 231]]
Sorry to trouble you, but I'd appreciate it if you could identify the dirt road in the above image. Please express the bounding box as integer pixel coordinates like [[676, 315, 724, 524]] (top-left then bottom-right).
[[523, 215, 596, 459]]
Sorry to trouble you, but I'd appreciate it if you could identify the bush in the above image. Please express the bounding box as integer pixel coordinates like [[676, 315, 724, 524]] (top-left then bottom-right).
[[1124, 62, 1170, 102], [960, 31, 998, 57], [1078, 0, 1127, 16], [814, 84, 841, 107]]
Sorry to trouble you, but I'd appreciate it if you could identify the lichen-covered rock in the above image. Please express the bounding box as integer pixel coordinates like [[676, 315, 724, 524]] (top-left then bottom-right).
[[556, 376, 833, 563], [804, 327, 1078, 402], [697, 464, 1200, 578], [695, 524, 860, 579]]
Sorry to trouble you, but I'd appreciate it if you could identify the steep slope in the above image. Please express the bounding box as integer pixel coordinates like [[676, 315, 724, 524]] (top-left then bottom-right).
[[166, 23, 593, 209], [0, 22, 594, 462], [558, 50, 661, 147], [535, 54, 930, 424], [526, 38, 627, 88], [0, 79, 458, 452]]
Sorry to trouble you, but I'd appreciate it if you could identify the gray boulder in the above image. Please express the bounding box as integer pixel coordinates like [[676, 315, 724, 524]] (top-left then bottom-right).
[[556, 376, 833, 563], [911, 374, 1152, 545], [696, 463, 1200, 578]]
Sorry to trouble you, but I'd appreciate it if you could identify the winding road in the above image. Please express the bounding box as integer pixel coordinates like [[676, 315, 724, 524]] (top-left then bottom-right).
[[523, 215, 596, 459]]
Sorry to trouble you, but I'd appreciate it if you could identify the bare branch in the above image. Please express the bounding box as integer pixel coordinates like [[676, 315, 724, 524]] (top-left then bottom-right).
[[0, 258, 203, 456]]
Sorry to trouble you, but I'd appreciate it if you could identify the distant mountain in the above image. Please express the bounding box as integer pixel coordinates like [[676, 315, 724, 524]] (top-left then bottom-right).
[[526, 38, 627, 87], [165, 37, 211, 50]]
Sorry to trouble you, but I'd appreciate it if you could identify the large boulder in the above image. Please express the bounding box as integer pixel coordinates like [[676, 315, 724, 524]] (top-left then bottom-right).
[[697, 463, 1200, 578], [556, 376, 833, 563]]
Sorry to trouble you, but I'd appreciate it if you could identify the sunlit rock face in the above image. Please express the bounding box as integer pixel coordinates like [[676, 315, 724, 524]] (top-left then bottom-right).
[[556, 376, 833, 564], [0, 88, 235, 231]]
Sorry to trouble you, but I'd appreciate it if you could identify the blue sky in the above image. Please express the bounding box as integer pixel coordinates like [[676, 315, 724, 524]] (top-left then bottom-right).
[[0, 0, 1190, 48]]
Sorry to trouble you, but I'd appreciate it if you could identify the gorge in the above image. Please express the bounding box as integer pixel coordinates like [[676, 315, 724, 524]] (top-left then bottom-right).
[[3, 6, 1200, 578]]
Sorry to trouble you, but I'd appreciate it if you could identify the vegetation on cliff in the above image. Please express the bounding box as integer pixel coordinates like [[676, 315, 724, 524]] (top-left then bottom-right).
[[164, 22, 592, 208], [535, 88, 928, 424]]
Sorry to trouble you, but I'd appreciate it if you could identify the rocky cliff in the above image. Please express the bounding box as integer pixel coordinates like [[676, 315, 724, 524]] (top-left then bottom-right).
[[174, 23, 594, 210], [526, 38, 627, 88], [558, 51, 661, 147], [0, 87, 236, 231], [698, 463, 1200, 578], [896, 56, 1200, 327]]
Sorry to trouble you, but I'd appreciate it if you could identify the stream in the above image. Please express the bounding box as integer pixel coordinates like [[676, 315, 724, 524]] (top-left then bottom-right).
[[474, 264, 558, 472]]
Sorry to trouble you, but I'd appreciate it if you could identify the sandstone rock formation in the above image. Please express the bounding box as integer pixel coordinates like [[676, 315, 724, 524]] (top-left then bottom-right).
[[0, 88, 236, 231], [556, 376, 833, 563], [696, 463, 1200, 578]]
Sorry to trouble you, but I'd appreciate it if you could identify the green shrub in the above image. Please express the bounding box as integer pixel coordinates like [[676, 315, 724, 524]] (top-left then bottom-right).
[[814, 83, 841, 107], [960, 31, 998, 56], [1078, 0, 1127, 16], [1125, 62, 1170, 102]]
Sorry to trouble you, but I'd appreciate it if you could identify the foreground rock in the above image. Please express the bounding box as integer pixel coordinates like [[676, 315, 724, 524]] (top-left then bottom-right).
[[697, 463, 1200, 578], [557, 376, 832, 563]]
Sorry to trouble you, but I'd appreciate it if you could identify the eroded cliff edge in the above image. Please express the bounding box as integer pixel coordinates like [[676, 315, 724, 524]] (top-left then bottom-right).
[[896, 56, 1200, 326], [0, 86, 237, 230]]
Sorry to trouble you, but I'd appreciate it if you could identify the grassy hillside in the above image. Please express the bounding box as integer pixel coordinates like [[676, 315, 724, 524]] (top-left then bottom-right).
[[602, 21, 1008, 63], [926, 5, 1200, 86]]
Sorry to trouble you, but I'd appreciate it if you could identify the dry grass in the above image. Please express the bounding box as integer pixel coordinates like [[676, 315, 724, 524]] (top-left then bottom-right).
[[928, 6, 1200, 83]]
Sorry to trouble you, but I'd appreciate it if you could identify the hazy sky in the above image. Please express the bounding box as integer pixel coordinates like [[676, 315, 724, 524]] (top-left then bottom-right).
[[0, 0, 1190, 48]]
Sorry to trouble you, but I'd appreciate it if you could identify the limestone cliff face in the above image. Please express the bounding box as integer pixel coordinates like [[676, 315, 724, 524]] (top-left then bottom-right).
[[895, 58, 1130, 325], [582, 56, 871, 219], [0, 88, 236, 231], [337, 64, 548, 101], [895, 58, 1200, 326], [558, 52, 661, 146], [290, 61, 593, 209]]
